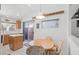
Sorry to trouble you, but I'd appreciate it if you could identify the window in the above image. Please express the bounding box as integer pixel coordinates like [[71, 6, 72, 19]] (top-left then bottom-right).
[[42, 19, 59, 28]]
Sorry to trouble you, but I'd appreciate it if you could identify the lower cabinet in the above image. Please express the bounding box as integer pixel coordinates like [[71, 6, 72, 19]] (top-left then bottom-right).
[[9, 36, 23, 51], [3, 34, 10, 46]]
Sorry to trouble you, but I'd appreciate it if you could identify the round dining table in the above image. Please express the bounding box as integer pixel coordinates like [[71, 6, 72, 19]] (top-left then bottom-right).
[[29, 40, 54, 50]]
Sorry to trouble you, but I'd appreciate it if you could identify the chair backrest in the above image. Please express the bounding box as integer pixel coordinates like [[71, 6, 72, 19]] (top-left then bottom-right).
[[44, 36, 55, 46], [57, 39, 64, 54], [34, 36, 54, 47], [26, 46, 46, 55]]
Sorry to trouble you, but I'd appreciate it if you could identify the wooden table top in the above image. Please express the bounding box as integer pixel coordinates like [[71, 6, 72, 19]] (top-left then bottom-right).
[[29, 40, 54, 50]]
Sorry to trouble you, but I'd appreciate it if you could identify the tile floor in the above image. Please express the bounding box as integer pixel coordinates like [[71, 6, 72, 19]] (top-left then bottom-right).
[[0, 43, 28, 55]]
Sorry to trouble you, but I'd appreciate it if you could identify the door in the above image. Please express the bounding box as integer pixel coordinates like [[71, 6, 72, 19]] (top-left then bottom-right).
[[23, 22, 29, 41], [28, 22, 34, 41], [23, 21, 34, 41]]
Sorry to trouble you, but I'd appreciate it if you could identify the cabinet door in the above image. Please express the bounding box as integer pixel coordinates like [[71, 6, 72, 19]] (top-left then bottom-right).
[[3, 35, 10, 45], [16, 20, 21, 29]]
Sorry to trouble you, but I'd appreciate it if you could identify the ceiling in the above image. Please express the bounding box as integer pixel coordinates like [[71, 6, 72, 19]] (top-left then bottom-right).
[[0, 4, 40, 21], [0, 4, 65, 21]]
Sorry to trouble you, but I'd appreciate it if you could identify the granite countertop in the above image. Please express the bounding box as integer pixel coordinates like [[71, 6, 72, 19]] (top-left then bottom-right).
[[10, 34, 23, 37]]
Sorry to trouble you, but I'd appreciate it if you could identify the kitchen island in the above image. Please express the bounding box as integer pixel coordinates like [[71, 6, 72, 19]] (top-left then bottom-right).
[[9, 34, 23, 51]]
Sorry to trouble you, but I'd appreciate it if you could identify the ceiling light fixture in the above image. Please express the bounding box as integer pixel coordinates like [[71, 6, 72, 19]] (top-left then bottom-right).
[[36, 15, 45, 19], [35, 4, 45, 19]]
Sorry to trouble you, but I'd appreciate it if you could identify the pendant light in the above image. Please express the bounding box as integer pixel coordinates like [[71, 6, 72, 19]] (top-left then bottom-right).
[[35, 4, 45, 19]]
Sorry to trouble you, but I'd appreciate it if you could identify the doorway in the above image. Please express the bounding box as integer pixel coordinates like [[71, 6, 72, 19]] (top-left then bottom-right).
[[23, 20, 34, 42]]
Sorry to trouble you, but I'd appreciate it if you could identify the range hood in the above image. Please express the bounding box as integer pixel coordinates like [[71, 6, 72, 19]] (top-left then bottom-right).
[[72, 8, 79, 19]]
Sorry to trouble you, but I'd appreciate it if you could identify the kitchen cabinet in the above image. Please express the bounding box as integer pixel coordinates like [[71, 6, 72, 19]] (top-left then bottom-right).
[[16, 20, 21, 29], [9, 34, 23, 51], [3, 34, 10, 45]]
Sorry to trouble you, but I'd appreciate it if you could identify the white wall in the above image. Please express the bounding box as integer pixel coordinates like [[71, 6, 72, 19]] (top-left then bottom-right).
[[70, 36, 79, 54], [69, 4, 79, 54], [0, 19, 1, 43], [34, 4, 69, 55], [0, 4, 1, 43]]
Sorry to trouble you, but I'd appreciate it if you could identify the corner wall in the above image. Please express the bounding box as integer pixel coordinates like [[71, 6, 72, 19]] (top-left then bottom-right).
[[0, 4, 1, 43], [0, 19, 1, 43]]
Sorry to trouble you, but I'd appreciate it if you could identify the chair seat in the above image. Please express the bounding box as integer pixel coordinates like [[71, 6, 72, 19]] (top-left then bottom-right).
[[26, 46, 46, 55]]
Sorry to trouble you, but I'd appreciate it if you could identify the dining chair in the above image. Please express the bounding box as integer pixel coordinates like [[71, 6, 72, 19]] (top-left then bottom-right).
[[26, 46, 46, 55], [46, 39, 64, 55], [57, 39, 64, 55]]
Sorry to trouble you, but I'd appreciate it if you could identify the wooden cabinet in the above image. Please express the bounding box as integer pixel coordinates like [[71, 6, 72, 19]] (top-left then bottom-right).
[[3, 34, 10, 46], [9, 35, 23, 51], [16, 20, 21, 29]]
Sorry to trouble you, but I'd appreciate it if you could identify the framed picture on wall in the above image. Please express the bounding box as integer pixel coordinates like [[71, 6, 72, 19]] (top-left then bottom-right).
[[42, 19, 59, 28]]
